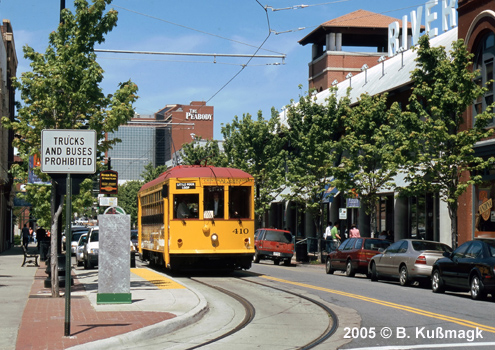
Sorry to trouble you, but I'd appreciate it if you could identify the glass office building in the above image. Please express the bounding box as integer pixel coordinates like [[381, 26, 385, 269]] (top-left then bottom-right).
[[107, 125, 170, 182]]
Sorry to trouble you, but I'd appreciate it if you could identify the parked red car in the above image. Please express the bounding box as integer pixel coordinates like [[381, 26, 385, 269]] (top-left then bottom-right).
[[325, 237, 390, 277], [253, 228, 294, 266]]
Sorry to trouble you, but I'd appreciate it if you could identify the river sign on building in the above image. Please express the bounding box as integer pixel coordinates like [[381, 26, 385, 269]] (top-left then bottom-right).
[[41, 129, 97, 174]]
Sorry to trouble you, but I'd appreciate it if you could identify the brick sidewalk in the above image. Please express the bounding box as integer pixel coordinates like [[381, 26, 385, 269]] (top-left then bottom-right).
[[16, 266, 176, 350]]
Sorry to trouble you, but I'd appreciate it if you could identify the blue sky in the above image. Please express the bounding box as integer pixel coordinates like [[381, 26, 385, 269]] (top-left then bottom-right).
[[1, 0, 449, 139]]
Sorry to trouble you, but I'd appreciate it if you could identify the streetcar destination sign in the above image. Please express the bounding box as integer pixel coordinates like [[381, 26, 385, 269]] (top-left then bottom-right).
[[41, 129, 97, 174]]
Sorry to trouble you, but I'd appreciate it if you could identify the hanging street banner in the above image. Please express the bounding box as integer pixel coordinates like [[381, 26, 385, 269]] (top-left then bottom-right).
[[41, 129, 97, 174]]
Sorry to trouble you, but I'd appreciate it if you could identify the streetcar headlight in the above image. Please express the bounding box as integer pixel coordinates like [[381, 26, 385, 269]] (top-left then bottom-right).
[[202, 224, 210, 235], [211, 234, 218, 242]]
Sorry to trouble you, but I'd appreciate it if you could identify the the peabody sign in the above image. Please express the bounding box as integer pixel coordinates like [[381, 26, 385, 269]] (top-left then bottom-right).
[[185, 109, 212, 121], [388, 0, 457, 57], [40, 129, 97, 174]]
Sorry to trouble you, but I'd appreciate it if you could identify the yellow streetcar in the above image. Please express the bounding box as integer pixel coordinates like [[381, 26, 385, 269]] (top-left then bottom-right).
[[137, 165, 255, 271]]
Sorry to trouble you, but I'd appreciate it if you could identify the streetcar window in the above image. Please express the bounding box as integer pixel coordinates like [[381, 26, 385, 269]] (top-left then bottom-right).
[[204, 186, 224, 218], [174, 194, 199, 219], [229, 186, 251, 219]]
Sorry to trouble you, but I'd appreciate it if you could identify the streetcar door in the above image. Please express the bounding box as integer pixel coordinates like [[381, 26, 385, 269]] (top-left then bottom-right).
[[162, 185, 170, 267]]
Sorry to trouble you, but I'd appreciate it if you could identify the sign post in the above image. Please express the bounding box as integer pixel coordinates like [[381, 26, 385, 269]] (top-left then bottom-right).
[[41, 129, 97, 336]]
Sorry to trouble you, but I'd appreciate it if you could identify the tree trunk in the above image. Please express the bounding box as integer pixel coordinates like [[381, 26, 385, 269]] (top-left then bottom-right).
[[50, 195, 63, 297], [449, 205, 458, 249]]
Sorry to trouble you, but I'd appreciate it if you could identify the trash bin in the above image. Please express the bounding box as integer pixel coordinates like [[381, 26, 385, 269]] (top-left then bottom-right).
[[295, 241, 308, 262]]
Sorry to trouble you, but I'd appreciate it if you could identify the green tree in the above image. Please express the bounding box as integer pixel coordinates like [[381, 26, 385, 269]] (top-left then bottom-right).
[[332, 93, 405, 236], [401, 35, 495, 248], [181, 136, 228, 166], [2, 0, 138, 296], [221, 109, 286, 227], [117, 180, 143, 227], [141, 162, 168, 183], [284, 89, 349, 240]]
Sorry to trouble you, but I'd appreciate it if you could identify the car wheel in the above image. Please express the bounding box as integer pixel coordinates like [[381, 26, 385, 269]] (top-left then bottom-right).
[[399, 265, 410, 286], [370, 262, 378, 281], [283, 259, 291, 266], [274, 259, 280, 265], [253, 249, 260, 263], [470, 274, 486, 300], [325, 258, 335, 274], [431, 269, 445, 293], [345, 260, 355, 277]]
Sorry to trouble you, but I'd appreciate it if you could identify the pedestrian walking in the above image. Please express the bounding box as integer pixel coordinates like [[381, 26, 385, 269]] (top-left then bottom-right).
[[21, 224, 30, 249], [330, 221, 341, 250], [349, 224, 360, 238]]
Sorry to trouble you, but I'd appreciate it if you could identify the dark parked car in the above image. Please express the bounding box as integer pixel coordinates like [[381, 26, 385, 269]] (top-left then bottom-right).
[[431, 239, 495, 300], [326, 237, 390, 276], [253, 228, 294, 266], [369, 239, 452, 286]]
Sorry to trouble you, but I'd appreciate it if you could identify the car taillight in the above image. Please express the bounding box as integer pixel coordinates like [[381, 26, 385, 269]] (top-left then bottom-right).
[[415, 255, 427, 264]]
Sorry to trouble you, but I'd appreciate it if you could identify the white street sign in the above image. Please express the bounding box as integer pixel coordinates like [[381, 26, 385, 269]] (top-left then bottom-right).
[[339, 208, 347, 220], [41, 129, 97, 174]]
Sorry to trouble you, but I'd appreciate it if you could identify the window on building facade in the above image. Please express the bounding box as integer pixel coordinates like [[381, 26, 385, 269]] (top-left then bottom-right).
[[474, 32, 495, 127]]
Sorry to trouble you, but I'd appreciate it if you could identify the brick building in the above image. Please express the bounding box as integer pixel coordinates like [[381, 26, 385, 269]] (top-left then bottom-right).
[[275, 2, 495, 247], [0, 20, 17, 252]]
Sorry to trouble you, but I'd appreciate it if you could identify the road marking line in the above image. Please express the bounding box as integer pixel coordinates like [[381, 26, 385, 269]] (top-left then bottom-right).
[[131, 268, 185, 289], [347, 341, 495, 349], [261, 275, 495, 333]]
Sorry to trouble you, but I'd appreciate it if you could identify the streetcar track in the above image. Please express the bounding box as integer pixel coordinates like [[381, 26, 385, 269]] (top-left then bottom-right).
[[186, 275, 338, 349], [186, 277, 256, 350], [242, 277, 339, 349]]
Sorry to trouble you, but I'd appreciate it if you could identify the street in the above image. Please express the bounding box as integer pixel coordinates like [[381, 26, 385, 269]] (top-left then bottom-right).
[[247, 261, 495, 349]]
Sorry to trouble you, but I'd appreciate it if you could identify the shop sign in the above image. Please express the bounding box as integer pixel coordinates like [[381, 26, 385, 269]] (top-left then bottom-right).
[[388, 0, 458, 57], [480, 198, 492, 221], [347, 198, 361, 208], [100, 170, 118, 194], [339, 208, 347, 220]]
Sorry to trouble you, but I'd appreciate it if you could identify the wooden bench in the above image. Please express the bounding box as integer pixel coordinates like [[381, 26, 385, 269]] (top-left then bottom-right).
[[22, 246, 39, 267]]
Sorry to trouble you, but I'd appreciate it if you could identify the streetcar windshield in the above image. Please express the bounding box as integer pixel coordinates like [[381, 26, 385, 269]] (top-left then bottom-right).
[[174, 194, 199, 219], [229, 186, 251, 219], [204, 186, 224, 218]]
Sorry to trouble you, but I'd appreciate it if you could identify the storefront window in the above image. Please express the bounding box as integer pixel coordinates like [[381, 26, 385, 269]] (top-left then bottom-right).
[[475, 181, 495, 233], [474, 32, 495, 127]]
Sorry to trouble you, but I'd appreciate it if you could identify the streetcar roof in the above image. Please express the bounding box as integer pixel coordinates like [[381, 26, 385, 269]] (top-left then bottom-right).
[[139, 165, 253, 192]]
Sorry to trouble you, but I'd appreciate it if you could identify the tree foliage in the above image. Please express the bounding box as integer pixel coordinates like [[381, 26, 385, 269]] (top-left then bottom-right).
[[333, 93, 405, 235], [401, 35, 495, 248], [221, 109, 286, 226], [141, 162, 167, 183], [1, 0, 138, 295], [284, 88, 349, 236], [181, 136, 228, 167], [117, 180, 143, 227]]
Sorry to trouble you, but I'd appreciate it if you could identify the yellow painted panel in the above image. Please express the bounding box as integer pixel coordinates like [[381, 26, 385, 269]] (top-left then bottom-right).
[[131, 268, 185, 289]]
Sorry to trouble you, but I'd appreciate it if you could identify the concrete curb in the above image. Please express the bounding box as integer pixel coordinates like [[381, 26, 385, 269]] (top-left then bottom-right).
[[67, 281, 209, 350]]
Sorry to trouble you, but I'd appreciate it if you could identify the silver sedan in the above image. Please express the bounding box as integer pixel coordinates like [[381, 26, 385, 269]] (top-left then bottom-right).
[[369, 239, 452, 286], [75, 233, 88, 267]]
